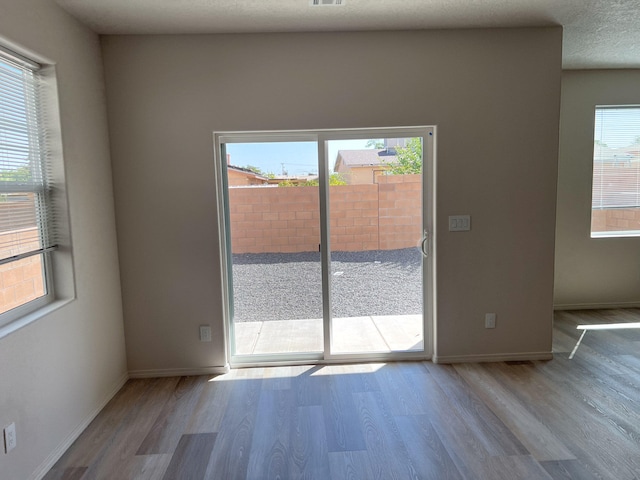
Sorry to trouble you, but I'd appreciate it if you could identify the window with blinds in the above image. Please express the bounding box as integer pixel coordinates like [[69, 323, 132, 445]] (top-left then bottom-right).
[[0, 46, 56, 317], [591, 106, 640, 237]]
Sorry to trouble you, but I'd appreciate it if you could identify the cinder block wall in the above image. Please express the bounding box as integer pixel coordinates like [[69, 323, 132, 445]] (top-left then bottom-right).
[[0, 228, 44, 313], [377, 175, 422, 250], [228, 174, 422, 253]]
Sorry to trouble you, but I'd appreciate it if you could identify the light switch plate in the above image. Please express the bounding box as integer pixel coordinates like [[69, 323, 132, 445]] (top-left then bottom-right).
[[199, 325, 212, 342], [4, 422, 16, 453], [449, 215, 471, 231], [485, 313, 497, 329]]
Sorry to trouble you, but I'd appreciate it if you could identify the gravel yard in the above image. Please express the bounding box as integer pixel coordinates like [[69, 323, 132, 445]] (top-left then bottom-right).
[[231, 248, 422, 322]]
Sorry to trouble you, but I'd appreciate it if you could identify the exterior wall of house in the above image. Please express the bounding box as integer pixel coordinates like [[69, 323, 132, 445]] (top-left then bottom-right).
[[103, 27, 561, 370], [555, 70, 640, 308], [335, 165, 388, 184], [350, 166, 387, 184], [334, 166, 351, 183], [227, 169, 267, 186]]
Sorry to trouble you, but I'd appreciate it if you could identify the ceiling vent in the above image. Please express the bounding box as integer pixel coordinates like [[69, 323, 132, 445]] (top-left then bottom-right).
[[310, 0, 345, 6]]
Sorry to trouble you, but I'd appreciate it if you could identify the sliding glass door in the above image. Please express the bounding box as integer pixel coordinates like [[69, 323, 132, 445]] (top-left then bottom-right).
[[215, 128, 433, 365], [327, 137, 424, 356]]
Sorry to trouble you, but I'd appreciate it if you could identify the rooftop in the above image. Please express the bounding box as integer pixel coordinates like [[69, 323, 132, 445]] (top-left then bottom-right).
[[336, 149, 397, 169]]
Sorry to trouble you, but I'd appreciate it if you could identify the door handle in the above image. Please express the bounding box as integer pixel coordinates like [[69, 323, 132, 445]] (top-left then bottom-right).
[[421, 230, 430, 257]]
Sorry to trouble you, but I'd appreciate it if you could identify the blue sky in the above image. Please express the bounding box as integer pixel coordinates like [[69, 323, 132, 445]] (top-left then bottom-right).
[[594, 107, 640, 148], [225, 139, 377, 176]]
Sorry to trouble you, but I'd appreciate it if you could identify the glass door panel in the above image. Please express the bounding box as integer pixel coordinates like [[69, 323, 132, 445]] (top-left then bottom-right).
[[223, 141, 324, 358], [218, 128, 432, 366], [327, 137, 424, 354]]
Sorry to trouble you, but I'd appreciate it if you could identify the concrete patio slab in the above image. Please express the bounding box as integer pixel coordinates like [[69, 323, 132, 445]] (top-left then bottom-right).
[[234, 314, 423, 356]]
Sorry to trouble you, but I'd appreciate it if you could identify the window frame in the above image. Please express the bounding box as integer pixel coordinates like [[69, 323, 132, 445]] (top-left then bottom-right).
[[0, 44, 57, 329], [590, 104, 640, 238]]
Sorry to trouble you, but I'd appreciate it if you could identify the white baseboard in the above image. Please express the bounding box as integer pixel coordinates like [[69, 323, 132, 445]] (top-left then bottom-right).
[[554, 302, 640, 311], [32, 371, 129, 480], [128, 364, 231, 378], [432, 351, 553, 364]]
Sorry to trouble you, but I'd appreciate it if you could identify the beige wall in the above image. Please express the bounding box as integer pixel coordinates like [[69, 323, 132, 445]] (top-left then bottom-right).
[[555, 70, 640, 308], [0, 1, 127, 478], [102, 27, 562, 368]]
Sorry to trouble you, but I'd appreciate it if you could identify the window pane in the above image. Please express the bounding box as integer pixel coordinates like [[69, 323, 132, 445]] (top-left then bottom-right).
[[0, 192, 41, 258], [0, 48, 52, 323], [591, 107, 640, 236]]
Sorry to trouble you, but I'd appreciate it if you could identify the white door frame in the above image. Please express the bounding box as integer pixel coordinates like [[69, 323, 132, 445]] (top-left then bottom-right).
[[213, 126, 436, 368]]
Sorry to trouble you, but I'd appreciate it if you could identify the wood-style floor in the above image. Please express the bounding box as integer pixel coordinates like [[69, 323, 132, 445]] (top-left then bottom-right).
[[45, 309, 640, 480]]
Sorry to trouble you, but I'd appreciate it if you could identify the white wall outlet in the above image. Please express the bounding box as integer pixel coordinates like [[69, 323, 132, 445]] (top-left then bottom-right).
[[449, 215, 471, 231], [4, 422, 16, 453], [485, 313, 497, 329], [199, 325, 212, 342]]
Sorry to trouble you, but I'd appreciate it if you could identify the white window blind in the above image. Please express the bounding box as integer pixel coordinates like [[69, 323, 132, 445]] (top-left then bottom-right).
[[592, 107, 640, 209], [0, 48, 56, 265]]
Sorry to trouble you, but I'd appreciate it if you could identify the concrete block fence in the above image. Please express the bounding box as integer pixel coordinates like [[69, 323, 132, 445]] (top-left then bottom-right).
[[592, 208, 640, 232], [0, 227, 45, 314], [229, 174, 422, 254]]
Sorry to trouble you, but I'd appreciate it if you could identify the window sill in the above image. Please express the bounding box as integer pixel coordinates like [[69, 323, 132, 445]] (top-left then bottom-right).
[[591, 229, 640, 238], [0, 297, 75, 340]]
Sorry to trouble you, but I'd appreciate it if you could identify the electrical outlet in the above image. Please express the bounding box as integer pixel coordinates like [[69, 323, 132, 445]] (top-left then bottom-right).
[[4, 422, 16, 453], [485, 313, 497, 329], [199, 325, 212, 342]]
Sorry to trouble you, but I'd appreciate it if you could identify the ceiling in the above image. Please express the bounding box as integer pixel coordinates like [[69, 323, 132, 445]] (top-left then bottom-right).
[[55, 0, 640, 69]]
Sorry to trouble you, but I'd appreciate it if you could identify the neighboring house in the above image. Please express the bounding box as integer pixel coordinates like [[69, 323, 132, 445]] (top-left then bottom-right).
[[227, 165, 269, 186], [334, 148, 397, 184]]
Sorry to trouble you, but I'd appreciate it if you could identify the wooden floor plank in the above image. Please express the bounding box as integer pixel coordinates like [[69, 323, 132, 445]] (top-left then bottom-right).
[[51, 379, 155, 469], [44, 309, 640, 480], [404, 368, 494, 478], [185, 374, 234, 434], [352, 391, 419, 479], [453, 362, 575, 461], [41, 466, 87, 480], [246, 389, 292, 479], [540, 459, 603, 480], [424, 363, 529, 457], [82, 378, 181, 480], [491, 361, 640, 479], [203, 368, 263, 479], [137, 376, 207, 455], [373, 362, 427, 416], [289, 405, 330, 480], [321, 371, 367, 452], [327, 450, 377, 480], [124, 454, 172, 480], [162, 434, 217, 480], [292, 365, 325, 407], [394, 414, 464, 480], [473, 455, 553, 480]]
